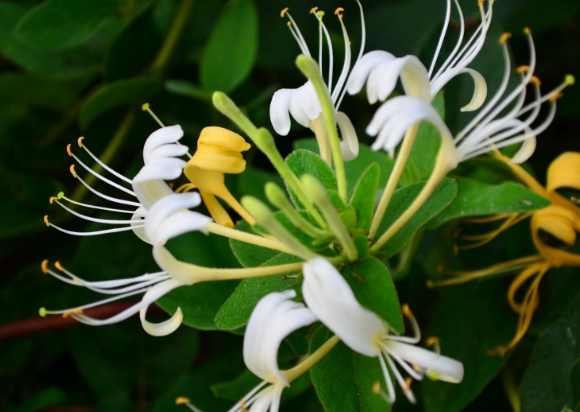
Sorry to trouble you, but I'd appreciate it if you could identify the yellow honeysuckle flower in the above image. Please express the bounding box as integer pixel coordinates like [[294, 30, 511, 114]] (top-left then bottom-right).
[[182, 126, 255, 228], [435, 151, 580, 355]]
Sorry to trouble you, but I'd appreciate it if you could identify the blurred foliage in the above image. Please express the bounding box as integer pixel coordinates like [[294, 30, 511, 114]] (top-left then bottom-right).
[[0, 0, 579, 411]]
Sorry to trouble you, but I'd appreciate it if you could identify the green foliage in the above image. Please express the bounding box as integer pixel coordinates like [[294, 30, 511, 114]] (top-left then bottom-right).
[[200, 0, 258, 93], [427, 178, 551, 228], [349, 164, 381, 231]]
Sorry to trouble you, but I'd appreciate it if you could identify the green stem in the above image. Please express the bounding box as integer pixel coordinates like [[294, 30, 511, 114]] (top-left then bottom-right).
[[500, 368, 521, 412], [206, 222, 294, 254], [369, 124, 420, 239], [283, 335, 340, 382], [296, 55, 347, 202], [151, 0, 195, 73]]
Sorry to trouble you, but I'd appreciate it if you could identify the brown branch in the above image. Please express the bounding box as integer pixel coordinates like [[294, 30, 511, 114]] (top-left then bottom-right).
[[0, 302, 162, 342]]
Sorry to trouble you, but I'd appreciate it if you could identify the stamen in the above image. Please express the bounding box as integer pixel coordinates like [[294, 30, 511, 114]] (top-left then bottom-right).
[[76, 138, 133, 184], [403, 377, 413, 394], [517, 65, 531, 74], [54, 261, 64, 271], [529, 76, 541, 86], [402, 304, 414, 319], [73, 173, 141, 207], [549, 92, 564, 102], [499, 32, 512, 45], [62, 307, 83, 318], [372, 381, 381, 395], [41, 259, 49, 274], [280, 7, 289, 17], [66, 144, 72, 156], [335, 7, 344, 15], [39, 307, 47, 317], [310, 7, 318, 13], [49, 196, 58, 204], [523, 26, 531, 35], [77, 136, 85, 147], [58, 193, 145, 215], [426, 336, 441, 355], [70, 164, 77, 178], [175, 397, 190, 405], [53, 200, 145, 225], [142, 102, 165, 128], [44, 215, 50, 227], [47, 221, 144, 236]]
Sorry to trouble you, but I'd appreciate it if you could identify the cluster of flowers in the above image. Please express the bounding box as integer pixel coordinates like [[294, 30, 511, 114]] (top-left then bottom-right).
[[41, 0, 574, 410]]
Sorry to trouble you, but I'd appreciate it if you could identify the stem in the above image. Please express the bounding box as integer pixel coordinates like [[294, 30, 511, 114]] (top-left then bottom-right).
[[370, 139, 457, 253], [207, 222, 293, 254], [71, 111, 137, 201], [296, 55, 347, 202], [283, 335, 341, 382], [500, 368, 521, 412], [369, 124, 420, 239], [151, 0, 195, 73]]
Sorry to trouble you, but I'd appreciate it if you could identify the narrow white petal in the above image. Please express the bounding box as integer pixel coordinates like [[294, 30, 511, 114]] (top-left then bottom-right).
[[346, 50, 395, 96], [244, 290, 316, 385], [456, 68, 487, 111], [139, 279, 184, 336], [511, 135, 536, 164], [142, 125, 184, 163], [302, 258, 386, 357], [336, 112, 359, 161], [131, 179, 174, 210]]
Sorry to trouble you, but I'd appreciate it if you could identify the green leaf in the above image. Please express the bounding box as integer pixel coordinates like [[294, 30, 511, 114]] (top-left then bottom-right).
[[310, 327, 391, 412], [427, 178, 551, 228], [229, 220, 280, 268], [165, 80, 213, 102], [286, 149, 337, 191], [521, 295, 580, 412], [376, 178, 458, 258], [407, 92, 445, 180], [0, 73, 77, 112], [79, 76, 162, 128], [349, 163, 380, 231], [295, 139, 394, 192], [214, 253, 303, 330], [14, 0, 120, 49], [0, 2, 104, 79], [422, 280, 517, 412], [235, 165, 284, 204], [200, 0, 258, 93], [340, 257, 404, 333]]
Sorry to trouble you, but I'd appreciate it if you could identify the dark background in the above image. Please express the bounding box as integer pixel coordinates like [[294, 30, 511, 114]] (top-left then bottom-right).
[[0, 0, 578, 411]]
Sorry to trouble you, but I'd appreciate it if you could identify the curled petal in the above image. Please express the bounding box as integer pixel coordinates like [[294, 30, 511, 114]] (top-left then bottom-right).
[[289, 83, 321, 128], [133, 158, 188, 183], [336, 112, 359, 161], [270, 89, 292, 135], [131, 179, 173, 210], [145, 192, 210, 245], [302, 258, 386, 357], [457, 68, 488, 112], [142, 125, 185, 163], [131, 206, 150, 244], [147, 144, 189, 161], [378, 55, 431, 102], [547, 152, 580, 193], [244, 290, 317, 385], [384, 340, 464, 383], [346, 50, 395, 97], [511, 136, 536, 165], [139, 279, 185, 336]]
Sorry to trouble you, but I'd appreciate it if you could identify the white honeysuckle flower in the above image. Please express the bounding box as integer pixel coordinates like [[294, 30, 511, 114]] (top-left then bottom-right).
[[40, 192, 212, 337], [347, 0, 492, 111], [270, 4, 366, 160], [302, 257, 463, 404], [46, 125, 189, 243], [366, 29, 574, 165], [229, 290, 317, 412]]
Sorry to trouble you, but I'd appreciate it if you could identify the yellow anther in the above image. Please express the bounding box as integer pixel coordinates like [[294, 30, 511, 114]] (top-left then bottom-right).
[[77, 136, 85, 147], [310, 7, 318, 13], [70, 165, 77, 178], [402, 303, 414, 319], [142, 102, 150, 111], [499, 32, 512, 45], [403, 377, 413, 393], [549, 92, 564, 102], [478, 0, 485, 6], [175, 397, 190, 405], [411, 361, 421, 372], [43, 215, 50, 227], [73, 277, 79, 283], [426, 336, 441, 346], [335, 7, 344, 14], [565, 74, 575, 86], [62, 308, 83, 318], [287, 21, 292, 27], [41, 259, 49, 274], [281, 7, 289, 17], [55, 261, 64, 271], [517, 65, 531, 74], [524, 27, 531, 35], [66, 144, 72, 156], [39, 307, 47, 317], [529, 76, 541, 86], [372, 381, 381, 395], [49, 196, 58, 204]]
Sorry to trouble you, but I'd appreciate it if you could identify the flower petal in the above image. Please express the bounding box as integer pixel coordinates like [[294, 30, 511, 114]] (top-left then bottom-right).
[[456, 68, 488, 112], [336, 112, 359, 161], [270, 89, 292, 136], [346, 50, 395, 97], [244, 290, 316, 385], [139, 278, 185, 336], [142, 125, 185, 163], [302, 257, 386, 357]]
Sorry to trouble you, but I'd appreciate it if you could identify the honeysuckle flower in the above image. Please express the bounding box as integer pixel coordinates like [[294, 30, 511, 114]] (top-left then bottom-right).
[[302, 257, 463, 404], [228, 290, 317, 412], [270, 4, 366, 162], [45, 125, 189, 244], [347, 0, 492, 111], [434, 151, 580, 354], [40, 192, 212, 336], [182, 126, 255, 228]]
